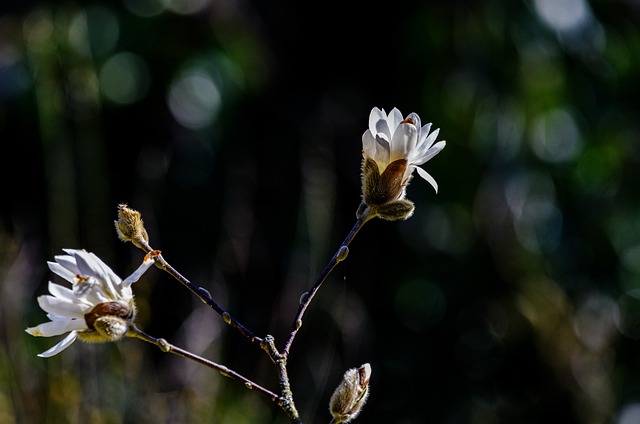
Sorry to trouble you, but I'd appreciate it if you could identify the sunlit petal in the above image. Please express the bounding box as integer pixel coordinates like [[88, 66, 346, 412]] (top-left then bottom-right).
[[415, 166, 439, 193], [37, 331, 79, 358], [26, 319, 87, 337]]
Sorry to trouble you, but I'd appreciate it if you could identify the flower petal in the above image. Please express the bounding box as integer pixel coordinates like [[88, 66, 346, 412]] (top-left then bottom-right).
[[374, 119, 391, 140], [417, 122, 433, 146], [407, 112, 422, 132], [26, 318, 87, 337], [72, 250, 120, 298], [73, 250, 107, 280], [387, 108, 403, 135], [37, 331, 79, 358], [374, 135, 391, 167], [413, 140, 446, 166], [368, 107, 386, 134], [37, 295, 88, 318], [48, 260, 77, 283], [362, 130, 377, 158], [389, 122, 417, 162], [47, 281, 74, 300], [121, 253, 156, 288], [415, 166, 439, 193]]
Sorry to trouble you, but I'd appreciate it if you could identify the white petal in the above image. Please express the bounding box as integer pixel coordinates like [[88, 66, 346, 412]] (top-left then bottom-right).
[[417, 123, 433, 145], [26, 318, 87, 337], [407, 112, 422, 131], [86, 251, 122, 290], [389, 122, 417, 162], [374, 119, 391, 140], [368, 107, 386, 134], [122, 254, 156, 288], [37, 295, 88, 318], [362, 130, 377, 158], [415, 166, 439, 193], [412, 128, 440, 161], [73, 250, 120, 298], [37, 331, 79, 358], [48, 260, 77, 283], [423, 127, 440, 150], [47, 281, 74, 300], [73, 250, 108, 280], [374, 135, 391, 166], [77, 284, 110, 305], [412, 140, 446, 166], [387, 108, 404, 135]]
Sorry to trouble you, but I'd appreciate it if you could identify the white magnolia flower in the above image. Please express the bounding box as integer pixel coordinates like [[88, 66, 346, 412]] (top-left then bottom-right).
[[26, 249, 156, 357], [362, 107, 446, 194]]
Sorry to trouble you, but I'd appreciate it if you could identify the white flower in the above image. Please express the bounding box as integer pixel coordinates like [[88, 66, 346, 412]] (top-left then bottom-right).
[[26, 249, 156, 357], [362, 107, 446, 193]]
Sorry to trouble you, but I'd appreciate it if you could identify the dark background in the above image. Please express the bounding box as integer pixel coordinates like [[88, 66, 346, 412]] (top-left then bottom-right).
[[2, 0, 640, 423]]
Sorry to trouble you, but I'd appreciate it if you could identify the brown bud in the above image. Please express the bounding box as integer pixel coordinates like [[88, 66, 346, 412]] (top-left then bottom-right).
[[114, 204, 149, 249], [361, 157, 408, 206], [329, 363, 371, 424], [80, 301, 135, 343]]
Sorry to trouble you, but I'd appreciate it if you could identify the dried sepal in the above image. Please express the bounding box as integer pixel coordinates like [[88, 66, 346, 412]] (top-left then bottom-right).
[[361, 157, 408, 207], [329, 363, 372, 424]]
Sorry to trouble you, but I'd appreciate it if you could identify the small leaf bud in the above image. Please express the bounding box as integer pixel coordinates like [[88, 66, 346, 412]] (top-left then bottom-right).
[[336, 245, 349, 262]]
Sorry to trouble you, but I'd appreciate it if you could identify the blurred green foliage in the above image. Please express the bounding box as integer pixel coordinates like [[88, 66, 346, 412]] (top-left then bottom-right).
[[2, 0, 640, 423]]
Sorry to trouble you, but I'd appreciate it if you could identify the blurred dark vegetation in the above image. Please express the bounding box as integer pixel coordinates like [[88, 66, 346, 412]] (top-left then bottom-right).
[[2, 0, 640, 423]]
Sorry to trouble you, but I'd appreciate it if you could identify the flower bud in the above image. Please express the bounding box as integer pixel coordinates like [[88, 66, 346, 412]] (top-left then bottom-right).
[[374, 199, 415, 221], [114, 204, 149, 249], [78, 301, 135, 343], [329, 363, 371, 424]]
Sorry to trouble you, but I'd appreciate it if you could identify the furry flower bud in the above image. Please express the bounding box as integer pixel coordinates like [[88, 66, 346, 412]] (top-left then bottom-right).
[[329, 363, 371, 424], [114, 204, 149, 249]]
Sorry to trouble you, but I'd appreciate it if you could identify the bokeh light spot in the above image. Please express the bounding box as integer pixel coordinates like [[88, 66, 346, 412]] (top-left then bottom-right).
[[616, 290, 640, 339], [506, 172, 562, 253], [533, 0, 589, 33], [68, 5, 119, 58], [530, 108, 583, 163], [617, 403, 640, 424], [99, 52, 150, 104], [167, 69, 221, 129], [162, 0, 211, 15], [572, 293, 619, 351]]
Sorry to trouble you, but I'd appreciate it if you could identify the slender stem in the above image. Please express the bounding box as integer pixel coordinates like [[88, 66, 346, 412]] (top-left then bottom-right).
[[135, 239, 263, 346], [128, 325, 280, 403], [261, 335, 301, 423], [282, 206, 375, 358]]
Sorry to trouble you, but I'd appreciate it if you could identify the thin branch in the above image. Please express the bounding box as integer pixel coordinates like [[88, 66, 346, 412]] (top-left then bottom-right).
[[135, 239, 263, 347], [282, 206, 376, 358], [128, 325, 280, 403]]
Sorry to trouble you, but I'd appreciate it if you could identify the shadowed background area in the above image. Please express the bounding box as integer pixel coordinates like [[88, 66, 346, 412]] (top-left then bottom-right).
[[2, 0, 640, 423]]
